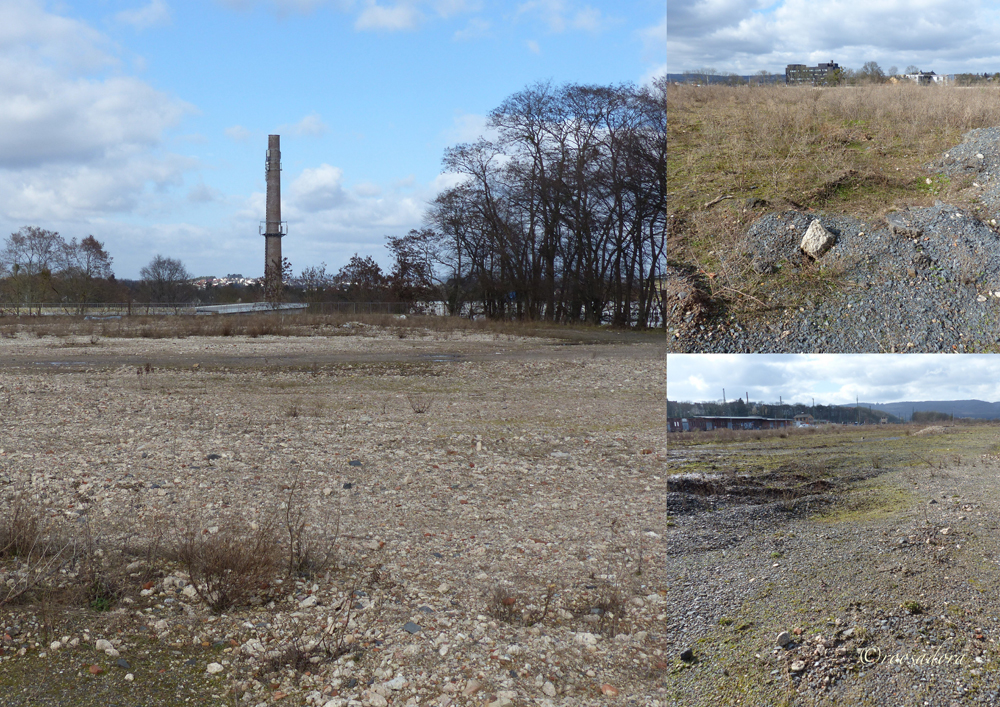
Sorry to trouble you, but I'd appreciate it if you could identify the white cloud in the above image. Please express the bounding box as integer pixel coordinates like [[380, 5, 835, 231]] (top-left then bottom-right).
[[443, 112, 492, 144], [355, 1, 423, 31], [288, 163, 349, 211], [639, 15, 666, 59], [667, 0, 1000, 75], [526, 38, 540, 54], [0, 60, 190, 169], [569, 6, 603, 32], [453, 17, 490, 40], [282, 112, 328, 137], [0, 1, 114, 72], [115, 0, 172, 30], [433, 0, 480, 18], [187, 182, 221, 203], [225, 125, 251, 141], [666, 354, 1000, 405]]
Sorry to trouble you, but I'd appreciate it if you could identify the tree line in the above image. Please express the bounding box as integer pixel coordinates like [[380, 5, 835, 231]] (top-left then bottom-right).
[[0, 79, 667, 327], [667, 399, 903, 425]]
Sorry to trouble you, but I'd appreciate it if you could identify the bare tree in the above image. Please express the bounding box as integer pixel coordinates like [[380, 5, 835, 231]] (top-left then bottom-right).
[[336, 254, 387, 302], [140, 255, 192, 305], [1, 227, 63, 313]]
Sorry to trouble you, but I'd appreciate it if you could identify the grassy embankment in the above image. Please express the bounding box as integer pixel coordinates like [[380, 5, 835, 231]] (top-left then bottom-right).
[[667, 83, 1000, 313]]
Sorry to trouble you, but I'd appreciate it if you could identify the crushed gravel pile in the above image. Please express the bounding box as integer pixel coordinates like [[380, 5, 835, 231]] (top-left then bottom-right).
[[680, 201, 1000, 352], [669, 126, 1000, 352], [928, 126, 1000, 220]]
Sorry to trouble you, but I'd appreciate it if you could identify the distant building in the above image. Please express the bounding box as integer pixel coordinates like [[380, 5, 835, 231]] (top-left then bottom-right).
[[794, 414, 814, 425], [903, 71, 946, 85], [668, 416, 793, 433], [785, 61, 840, 85]]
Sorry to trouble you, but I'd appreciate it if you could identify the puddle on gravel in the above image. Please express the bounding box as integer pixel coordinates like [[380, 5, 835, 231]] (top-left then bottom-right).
[[420, 353, 464, 363]]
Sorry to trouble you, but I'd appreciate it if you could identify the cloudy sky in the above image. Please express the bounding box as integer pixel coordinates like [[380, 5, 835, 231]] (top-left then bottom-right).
[[0, 0, 665, 279], [666, 354, 1000, 405], [667, 0, 1000, 76]]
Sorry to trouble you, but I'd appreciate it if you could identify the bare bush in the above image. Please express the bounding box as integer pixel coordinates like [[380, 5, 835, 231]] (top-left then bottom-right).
[[171, 512, 283, 613]]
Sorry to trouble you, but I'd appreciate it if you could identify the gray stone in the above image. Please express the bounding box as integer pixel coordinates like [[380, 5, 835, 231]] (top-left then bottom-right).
[[790, 660, 806, 673], [776, 631, 792, 647], [680, 647, 695, 662], [800, 220, 837, 259], [403, 621, 421, 634]]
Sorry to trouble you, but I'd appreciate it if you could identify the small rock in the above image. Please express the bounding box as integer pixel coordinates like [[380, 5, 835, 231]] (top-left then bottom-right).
[[601, 684, 619, 696], [206, 662, 224, 674], [462, 679, 483, 696], [437, 583, 450, 594], [366, 693, 388, 707], [89, 664, 103, 675], [385, 676, 406, 691], [940, 527, 951, 535], [800, 220, 837, 259], [680, 647, 695, 662], [299, 595, 319, 608], [402, 621, 421, 634], [49, 641, 61, 651], [790, 660, 806, 673], [542, 681, 557, 697], [117, 658, 130, 670], [322, 700, 347, 707], [94, 639, 114, 652], [125, 673, 134, 682], [776, 631, 792, 647]]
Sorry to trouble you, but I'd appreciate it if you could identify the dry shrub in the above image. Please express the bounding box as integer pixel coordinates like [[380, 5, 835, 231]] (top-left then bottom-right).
[[487, 584, 519, 623], [171, 513, 283, 612], [0, 492, 72, 607]]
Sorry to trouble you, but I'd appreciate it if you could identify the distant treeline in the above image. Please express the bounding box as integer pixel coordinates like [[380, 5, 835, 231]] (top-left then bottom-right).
[[667, 399, 903, 425]]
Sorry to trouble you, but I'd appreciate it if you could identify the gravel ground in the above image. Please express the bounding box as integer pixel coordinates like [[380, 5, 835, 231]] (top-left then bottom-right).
[[0, 328, 667, 706], [670, 127, 1000, 353], [665, 425, 1000, 706]]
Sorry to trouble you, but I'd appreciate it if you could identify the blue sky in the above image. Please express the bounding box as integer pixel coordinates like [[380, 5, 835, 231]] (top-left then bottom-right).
[[0, 0, 665, 279], [666, 354, 1000, 405], [668, 0, 1000, 77]]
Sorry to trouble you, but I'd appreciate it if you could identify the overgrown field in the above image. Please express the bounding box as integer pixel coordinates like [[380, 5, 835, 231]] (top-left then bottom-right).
[[667, 83, 1000, 310]]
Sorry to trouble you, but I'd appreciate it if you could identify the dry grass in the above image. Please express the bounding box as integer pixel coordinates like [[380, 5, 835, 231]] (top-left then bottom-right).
[[668, 83, 1000, 307], [0, 312, 625, 341]]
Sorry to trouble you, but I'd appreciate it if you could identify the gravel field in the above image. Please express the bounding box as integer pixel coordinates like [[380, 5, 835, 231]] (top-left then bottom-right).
[[0, 327, 667, 706], [670, 127, 1000, 353], [665, 425, 1000, 706]]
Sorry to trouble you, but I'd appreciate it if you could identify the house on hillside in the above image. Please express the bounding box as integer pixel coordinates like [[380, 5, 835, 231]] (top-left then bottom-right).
[[785, 61, 840, 85]]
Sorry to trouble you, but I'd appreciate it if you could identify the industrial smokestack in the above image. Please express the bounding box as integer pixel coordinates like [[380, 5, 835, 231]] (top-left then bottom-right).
[[261, 134, 286, 288]]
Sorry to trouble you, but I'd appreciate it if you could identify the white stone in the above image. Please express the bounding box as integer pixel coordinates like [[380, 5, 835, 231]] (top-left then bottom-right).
[[542, 681, 557, 697], [182, 585, 198, 598], [49, 641, 61, 651], [323, 700, 347, 707], [800, 220, 837, 259], [385, 675, 406, 690], [95, 639, 114, 652], [437, 582, 450, 594], [125, 673, 134, 682], [574, 632, 598, 645], [299, 595, 319, 608], [206, 662, 224, 674]]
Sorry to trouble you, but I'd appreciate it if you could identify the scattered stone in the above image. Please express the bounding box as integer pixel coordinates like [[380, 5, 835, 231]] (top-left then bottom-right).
[[800, 219, 837, 259], [299, 595, 319, 608], [94, 639, 113, 652], [680, 647, 695, 662], [790, 660, 807, 673], [777, 631, 792, 647], [601, 684, 619, 696], [462, 679, 483, 696], [116, 658, 130, 670], [125, 673, 134, 682], [542, 681, 557, 696], [402, 621, 421, 634], [385, 676, 406, 690], [349, 460, 362, 467], [89, 665, 103, 675], [206, 662, 224, 674]]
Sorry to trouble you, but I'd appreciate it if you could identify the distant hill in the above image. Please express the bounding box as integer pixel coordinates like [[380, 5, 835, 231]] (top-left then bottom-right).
[[849, 400, 1000, 421]]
